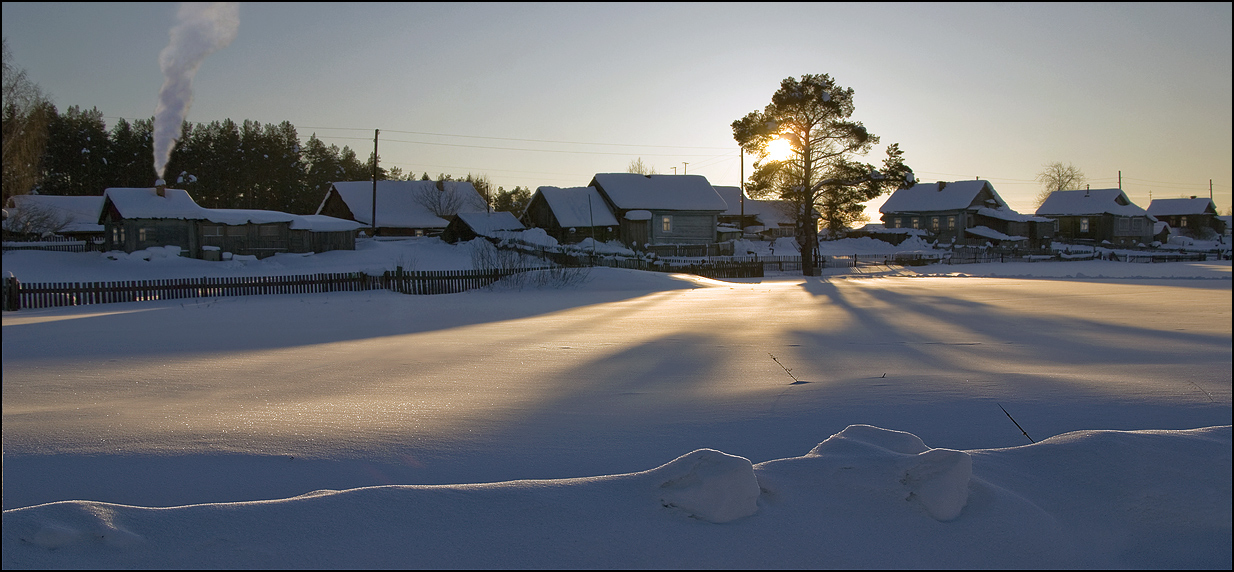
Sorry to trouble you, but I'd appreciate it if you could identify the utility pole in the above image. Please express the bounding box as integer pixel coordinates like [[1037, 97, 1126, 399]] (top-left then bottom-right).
[[371, 129, 379, 237], [1210, 179, 1214, 200], [683, 162, 688, 175], [1118, 170, 1121, 190], [739, 146, 744, 229], [671, 167, 677, 175]]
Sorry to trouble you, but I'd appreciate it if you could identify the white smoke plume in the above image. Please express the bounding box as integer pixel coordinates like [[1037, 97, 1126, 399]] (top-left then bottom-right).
[[152, 2, 239, 179]]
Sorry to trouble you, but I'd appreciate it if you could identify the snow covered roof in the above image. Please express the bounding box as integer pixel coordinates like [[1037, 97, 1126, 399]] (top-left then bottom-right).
[[590, 173, 728, 212], [879, 180, 1007, 213], [453, 211, 525, 236], [4, 194, 105, 233], [1146, 197, 1217, 217], [289, 215, 364, 232], [1035, 189, 1152, 218], [324, 180, 488, 229], [964, 225, 1026, 242], [976, 206, 1052, 223], [534, 186, 620, 228], [102, 187, 361, 231], [713, 186, 794, 226]]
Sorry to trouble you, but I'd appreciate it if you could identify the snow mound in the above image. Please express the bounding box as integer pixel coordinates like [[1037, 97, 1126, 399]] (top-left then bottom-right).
[[807, 424, 972, 521], [649, 449, 760, 523], [21, 503, 144, 550]]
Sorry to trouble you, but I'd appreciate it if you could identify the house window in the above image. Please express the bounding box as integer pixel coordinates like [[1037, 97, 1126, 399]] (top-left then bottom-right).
[[911, 217, 919, 229], [947, 216, 956, 230], [661, 215, 672, 233], [138, 227, 153, 242], [1132, 218, 1143, 232], [1118, 218, 1129, 233], [1080, 217, 1089, 232], [259, 224, 280, 237], [892, 218, 901, 229], [112, 226, 125, 244], [931, 217, 939, 231], [226, 225, 246, 237], [1180, 216, 1187, 228], [202, 224, 222, 237]]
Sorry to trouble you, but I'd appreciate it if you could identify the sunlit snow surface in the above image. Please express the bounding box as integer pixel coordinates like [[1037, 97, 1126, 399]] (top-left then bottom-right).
[[3, 238, 1230, 568]]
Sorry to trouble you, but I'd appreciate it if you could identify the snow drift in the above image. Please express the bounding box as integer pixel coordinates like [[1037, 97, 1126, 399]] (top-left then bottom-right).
[[3, 425, 1229, 569]]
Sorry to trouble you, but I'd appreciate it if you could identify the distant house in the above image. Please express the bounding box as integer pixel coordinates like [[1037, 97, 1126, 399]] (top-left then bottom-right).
[[3, 194, 105, 242], [588, 173, 729, 249], [521, 186, 620, 244], [316, 180, 488, 237], [713, 186, 795, 239], [880, 180, 1055, 248], [1146, 197, 1226, 239], [1036, 189, 1156, 248], [100, 185, 361, 259], [441, 211, 526, 244]]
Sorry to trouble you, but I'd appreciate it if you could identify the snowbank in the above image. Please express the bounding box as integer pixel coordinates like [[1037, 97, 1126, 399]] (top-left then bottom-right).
[[3, 425, 1228, 569]]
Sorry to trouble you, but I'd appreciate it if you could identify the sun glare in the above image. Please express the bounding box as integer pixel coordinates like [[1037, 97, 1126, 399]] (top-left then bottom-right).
[[767, 137, 794, 162]]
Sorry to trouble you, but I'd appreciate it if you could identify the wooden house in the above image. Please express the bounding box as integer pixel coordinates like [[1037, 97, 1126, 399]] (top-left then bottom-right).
[[521, 186, 620, 244], [1147, 197, 1226, 240], [316, 180, 488, 237], [100, 186, 361, 259], [441, 211, 526, 244], [880, 180, 1055, 248], [713, 186, 795, 239], [3, 194, 105, 242], [1036, 189, 1156, 248], [588, 173, 728, 249]]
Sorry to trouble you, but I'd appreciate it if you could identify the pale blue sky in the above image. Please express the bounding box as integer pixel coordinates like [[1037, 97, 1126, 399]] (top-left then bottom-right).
[[4, 2, 1230, 216]]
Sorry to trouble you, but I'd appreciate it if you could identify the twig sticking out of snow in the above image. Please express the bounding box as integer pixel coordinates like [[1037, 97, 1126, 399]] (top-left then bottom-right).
[[998, 403, 1035, 443], [769, 353, 801, 384]]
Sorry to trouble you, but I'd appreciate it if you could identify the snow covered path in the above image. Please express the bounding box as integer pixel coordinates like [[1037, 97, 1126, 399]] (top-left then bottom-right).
[[4, 270, 1229, 511]]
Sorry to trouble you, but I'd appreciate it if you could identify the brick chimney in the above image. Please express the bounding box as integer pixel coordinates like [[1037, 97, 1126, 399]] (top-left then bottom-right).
[[155, 179, 167, 197]]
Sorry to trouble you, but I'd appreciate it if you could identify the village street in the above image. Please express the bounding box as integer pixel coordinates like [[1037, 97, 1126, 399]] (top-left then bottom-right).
[[3, 271, 1231, 509]]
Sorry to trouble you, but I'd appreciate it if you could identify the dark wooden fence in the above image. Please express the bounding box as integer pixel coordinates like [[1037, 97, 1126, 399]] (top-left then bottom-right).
[[2, 238, 107, 253], [2, 269, 518, 311]]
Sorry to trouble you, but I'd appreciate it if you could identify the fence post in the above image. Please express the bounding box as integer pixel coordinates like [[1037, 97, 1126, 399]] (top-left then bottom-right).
[[4, 276, 21, 311]]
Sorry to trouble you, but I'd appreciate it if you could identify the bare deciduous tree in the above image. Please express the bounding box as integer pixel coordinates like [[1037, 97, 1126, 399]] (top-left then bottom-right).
[[3, 38, 54, 204], [414, 179, 487, 217], [627, 157, 657, 175], [1034, 162, 1086, 207], [3, 199, 70, 237]]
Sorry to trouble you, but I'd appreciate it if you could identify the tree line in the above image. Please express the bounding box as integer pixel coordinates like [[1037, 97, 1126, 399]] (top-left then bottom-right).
[[4, 42, 532, 216], [8, 105, 533, 215]]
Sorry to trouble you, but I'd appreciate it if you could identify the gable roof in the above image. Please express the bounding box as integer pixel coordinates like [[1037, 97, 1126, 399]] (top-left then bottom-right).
[[102, 187, 361, 231], [879, 180, 1006, 213], [712, 186, 795, 226], [1146, 197, 1218, 217], [589, 173, 728, 212], [5, 194, 105, 233], [1036, 189, 1152, 218], [453, 211, 525, 236], [534, 186, 620, 228], [323, 180, 488, 228]]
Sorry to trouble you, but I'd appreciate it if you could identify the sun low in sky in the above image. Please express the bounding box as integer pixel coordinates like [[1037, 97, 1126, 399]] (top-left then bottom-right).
[[2, 2, 1230, 219]]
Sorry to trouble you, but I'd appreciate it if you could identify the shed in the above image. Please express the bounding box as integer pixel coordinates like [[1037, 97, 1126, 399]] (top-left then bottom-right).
[[713, 186, 795, 239], [521, 186, 619, 244], [441, 211, 526, 244]]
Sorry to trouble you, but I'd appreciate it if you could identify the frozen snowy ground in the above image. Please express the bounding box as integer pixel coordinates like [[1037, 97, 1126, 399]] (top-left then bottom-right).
[[2, 238, 1231, 568]]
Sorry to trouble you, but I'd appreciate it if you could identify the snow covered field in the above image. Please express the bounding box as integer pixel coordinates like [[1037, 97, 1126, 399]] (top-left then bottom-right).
[[3, 237, 1231, 568]]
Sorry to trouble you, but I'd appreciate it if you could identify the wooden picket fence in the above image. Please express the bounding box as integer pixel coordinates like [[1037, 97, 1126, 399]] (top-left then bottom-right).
[[2, 269, 518, 311]]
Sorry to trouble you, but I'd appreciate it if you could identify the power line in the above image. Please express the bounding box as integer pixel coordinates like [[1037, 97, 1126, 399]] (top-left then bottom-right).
[[312, 134, 733, 158], [301, 125, 733, 150]]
